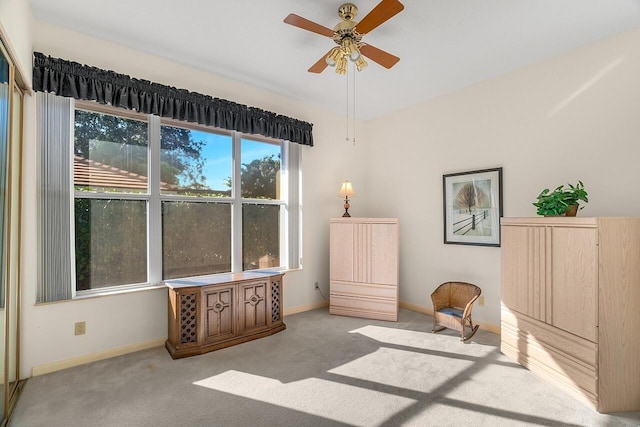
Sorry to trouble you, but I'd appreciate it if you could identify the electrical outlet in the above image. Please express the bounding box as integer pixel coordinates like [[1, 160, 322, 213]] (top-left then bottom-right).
[[478, 296, 485, 307], [314, 281, 319, 290], [74, 321, 86, 336]]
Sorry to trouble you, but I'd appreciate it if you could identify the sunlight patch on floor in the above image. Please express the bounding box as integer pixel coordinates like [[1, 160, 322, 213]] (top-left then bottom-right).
[[350, 324, 497, 355], [328, 347, 473, 393], [194, 370, 416, 426]]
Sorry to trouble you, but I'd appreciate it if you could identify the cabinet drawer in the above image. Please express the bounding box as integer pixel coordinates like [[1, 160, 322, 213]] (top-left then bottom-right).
[[330, 294, 397, 321], [330, 280, 397, 299], [501, 305, 597, 407]]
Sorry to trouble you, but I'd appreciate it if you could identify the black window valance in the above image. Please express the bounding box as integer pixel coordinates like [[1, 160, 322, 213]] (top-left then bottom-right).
[[32, 52, 313, 146]]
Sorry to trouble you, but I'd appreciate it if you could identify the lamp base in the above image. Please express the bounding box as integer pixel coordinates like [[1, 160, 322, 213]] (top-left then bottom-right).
[[343, 199, 351, 217]]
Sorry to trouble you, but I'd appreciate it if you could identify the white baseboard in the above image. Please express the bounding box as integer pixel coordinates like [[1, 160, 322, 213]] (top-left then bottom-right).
[[283, 300, 329, 316], [32, 337, 166, 377], [400, 300, 435, 316], [400, 300, 501, 335]]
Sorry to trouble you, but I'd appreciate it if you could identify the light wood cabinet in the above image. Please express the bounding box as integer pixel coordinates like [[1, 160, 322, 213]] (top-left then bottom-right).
[[165, 272, 285, 359], [500, 217, 640, 413], [330, 218, 399, 321]]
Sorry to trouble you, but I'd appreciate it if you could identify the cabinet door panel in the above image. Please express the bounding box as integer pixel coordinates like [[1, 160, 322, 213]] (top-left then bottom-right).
[[330, 222, 354, 282], [501, 225, 534, 317], [369, 223, 399, 285], [551, 227, 598, 342], [501, 225, 549, 321], [203, 286, 235, 344], [239, 281, 268, 332]]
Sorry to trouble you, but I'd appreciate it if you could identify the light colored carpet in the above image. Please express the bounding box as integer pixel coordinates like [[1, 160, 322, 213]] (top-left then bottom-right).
[[10, 308, 640, 426]]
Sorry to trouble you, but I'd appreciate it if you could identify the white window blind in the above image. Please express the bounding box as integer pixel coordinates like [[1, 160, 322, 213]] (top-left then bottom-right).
[[37, 92, 74, 303], [286, 141, 301, 269]]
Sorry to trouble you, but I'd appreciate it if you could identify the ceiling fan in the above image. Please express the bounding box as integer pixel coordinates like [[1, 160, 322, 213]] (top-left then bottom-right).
[[283, 0, 404, 74]]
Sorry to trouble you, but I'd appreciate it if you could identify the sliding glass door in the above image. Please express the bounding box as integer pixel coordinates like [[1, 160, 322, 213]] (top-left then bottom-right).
[[0, 37, 23, 426], [0, 40, 8, 427]]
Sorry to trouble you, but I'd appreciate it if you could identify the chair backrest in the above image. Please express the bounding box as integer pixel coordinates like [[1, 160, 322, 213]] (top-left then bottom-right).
[[431, 281, 481, 309]]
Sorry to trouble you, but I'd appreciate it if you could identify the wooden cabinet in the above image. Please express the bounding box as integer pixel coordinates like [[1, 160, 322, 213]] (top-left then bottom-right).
[[165, 272, 285, 359], [500, 217, 640, 412], [501, 220, 599, 341], [330, 218, 399, 321]]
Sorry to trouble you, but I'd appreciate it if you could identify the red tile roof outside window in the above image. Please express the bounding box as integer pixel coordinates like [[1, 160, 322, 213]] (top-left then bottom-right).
[[74, 155, 177, 192]]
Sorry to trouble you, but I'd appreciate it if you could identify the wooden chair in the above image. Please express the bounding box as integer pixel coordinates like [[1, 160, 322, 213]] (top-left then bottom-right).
[[430, 281, 481, 341]]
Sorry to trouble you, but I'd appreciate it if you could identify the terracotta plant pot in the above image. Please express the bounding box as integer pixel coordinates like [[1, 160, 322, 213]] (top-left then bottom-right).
[[565, 204, 578, 217]]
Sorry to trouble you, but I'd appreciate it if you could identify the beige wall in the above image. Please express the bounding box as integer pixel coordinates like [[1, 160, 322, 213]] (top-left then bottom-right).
[[364, 28, 640, 326], [0, 0, 32, 88]]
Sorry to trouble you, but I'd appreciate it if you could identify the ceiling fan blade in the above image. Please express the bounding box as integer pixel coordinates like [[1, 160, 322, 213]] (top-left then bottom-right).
[[359, 44, 400, 69], [308, 51, 332, 73], [283, 14, 335, 38], [355, 0, 405, 35]]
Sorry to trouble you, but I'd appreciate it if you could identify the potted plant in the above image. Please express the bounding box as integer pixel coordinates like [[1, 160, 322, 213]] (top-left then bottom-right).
[[562, 181, 588, 216], [533, 181, 588, 217]]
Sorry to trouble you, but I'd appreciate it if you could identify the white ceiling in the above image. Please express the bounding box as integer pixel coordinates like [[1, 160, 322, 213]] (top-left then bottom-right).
[[29, 0, 640, 121]]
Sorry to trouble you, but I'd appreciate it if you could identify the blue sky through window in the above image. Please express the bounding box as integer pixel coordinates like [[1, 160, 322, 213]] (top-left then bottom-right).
[[188, 130, 280, 191]]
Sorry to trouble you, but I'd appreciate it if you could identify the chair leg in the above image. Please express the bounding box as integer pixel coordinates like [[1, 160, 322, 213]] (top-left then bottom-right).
[[432, 325, 446, 333], [461, 325, 479, 341], [461, 318, 479, 341]]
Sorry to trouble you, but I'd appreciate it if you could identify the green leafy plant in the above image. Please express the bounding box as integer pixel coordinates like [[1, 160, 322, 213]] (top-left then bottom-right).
[[563, 181, 588, 208], [533, 181, 588, 216]]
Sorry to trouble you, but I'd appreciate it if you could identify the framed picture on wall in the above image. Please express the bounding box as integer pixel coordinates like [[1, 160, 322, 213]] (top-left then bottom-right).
[[443, 167, 503, 246]]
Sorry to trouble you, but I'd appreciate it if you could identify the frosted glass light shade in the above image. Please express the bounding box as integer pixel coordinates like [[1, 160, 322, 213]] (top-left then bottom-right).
[[338, 180, 356, 197]]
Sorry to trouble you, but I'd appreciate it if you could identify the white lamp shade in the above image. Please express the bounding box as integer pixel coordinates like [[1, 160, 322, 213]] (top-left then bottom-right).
[[338, 180, 356, 197]]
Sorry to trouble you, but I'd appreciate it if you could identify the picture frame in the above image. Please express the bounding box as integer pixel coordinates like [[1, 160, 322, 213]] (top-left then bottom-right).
[[443, 167, 503, 247]]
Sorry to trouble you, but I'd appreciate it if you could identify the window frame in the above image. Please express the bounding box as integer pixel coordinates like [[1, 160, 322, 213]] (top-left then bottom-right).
[[72, 101, 298, 297], [73, 103, 151, 296]]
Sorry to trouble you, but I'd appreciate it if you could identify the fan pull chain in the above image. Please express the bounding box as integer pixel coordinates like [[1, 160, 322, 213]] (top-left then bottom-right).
[[352, 65, 356, 145], [345, 63, 350, 143], [344, 62, 357, 145]]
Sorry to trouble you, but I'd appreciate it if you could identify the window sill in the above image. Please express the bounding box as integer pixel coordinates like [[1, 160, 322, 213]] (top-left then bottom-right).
[[62, 268, 303, 303], [73, 282, 167, 300], [250, 267, 302, 275]]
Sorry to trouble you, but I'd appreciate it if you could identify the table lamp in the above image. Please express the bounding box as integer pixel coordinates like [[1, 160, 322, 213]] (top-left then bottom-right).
[[338, 180, 356, 217]]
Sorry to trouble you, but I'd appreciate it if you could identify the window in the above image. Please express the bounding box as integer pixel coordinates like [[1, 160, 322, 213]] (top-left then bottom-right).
[[159, 123, 234, 279], [60, 102, 301, 296], [74, 110, 149, 290], [240, 138, 284, 271], [162, 201, 231, 279]]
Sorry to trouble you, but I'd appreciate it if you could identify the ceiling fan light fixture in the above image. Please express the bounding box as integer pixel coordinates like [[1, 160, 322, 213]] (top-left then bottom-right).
[[338, 3, 358, 21], [340, 37, 359, 61], [349, 47, 361, 62], [355, 56, 368, 71], [283, 0, 404, 74], [326, 47, 342, 67], [336, 56, 348, 74]]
